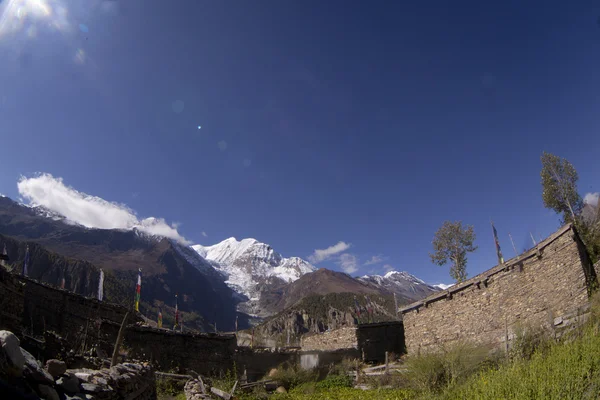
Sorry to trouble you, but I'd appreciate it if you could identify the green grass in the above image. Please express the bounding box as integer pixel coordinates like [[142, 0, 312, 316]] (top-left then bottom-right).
[[434, 324, 600, 400], [272, 387, 413, 400]]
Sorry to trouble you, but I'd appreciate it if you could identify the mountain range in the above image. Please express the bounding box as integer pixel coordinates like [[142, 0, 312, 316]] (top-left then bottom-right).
[[0, 195, 440, 333]]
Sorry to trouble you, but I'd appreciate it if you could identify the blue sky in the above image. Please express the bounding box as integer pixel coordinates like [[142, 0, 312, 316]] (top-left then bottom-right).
[[0, 0, 599, 284]]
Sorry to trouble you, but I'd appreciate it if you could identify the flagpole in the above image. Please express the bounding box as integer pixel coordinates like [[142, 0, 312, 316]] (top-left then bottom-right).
[[530, 232, 537, 246], [491, 220, 504, 265], [508, 233, 518, 257]]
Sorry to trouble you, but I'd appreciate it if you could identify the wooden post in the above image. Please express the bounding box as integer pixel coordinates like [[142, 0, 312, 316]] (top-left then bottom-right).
[[385, 351, 389, 375], [504, 317, 509, 355], [111, 312, 129, 367]]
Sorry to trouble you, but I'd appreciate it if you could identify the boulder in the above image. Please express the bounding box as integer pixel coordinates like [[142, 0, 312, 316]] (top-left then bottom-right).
[[38, 384, 60, 400], [0, 330, 25, 375], [64, 395, 87, 400], [45, 359, 67, 378], [22, 348, 54, 385], [275, 386, 287, 393], [57, 373, 81, 394], [267, 368, 278, 377]]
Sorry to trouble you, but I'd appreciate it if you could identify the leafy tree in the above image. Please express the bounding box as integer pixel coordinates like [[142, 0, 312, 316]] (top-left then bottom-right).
[[540, 152, 600, 262], [540, 152, 582, 224], [430, 221, 478, 283]]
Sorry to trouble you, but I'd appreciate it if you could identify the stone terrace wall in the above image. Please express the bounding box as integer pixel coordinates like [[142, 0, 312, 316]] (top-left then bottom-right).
[[18, 276, 136, 339], [300, 327, 357, 351], [0, 267, 24, 334], [401, 224, 598, 355], [97, 324, 237, 376]]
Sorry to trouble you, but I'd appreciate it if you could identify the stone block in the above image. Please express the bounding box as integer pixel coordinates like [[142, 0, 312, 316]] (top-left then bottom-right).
[[0, 330, 25, 374], [45, 359, 67, 378]]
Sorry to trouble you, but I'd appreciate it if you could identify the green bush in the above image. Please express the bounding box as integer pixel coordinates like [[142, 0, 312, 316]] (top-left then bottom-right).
[[315, 374, 354, 389], [268, 363, 318, 391], [212, 362, 238, 392], [404, 341, 490, 393], [509, 323, 552, 361]]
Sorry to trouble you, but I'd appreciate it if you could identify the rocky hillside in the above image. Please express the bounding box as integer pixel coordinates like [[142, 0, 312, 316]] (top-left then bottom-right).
[[241, 291, 399, 348], [0, 196, 240, 332], [256, 268, 394, 315]]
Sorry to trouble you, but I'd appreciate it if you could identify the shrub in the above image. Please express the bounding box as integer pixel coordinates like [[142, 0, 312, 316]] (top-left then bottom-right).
[[404, 341, 490, 393], [212, 362, 238, 392], [509, 322, 552, 361], [315, 373, 354, 389], [268, 362, 318, 391]]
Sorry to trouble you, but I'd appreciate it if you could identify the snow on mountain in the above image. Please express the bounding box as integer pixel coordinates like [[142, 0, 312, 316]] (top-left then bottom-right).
[[359, 270, 440, 302], [191, 238, 315, 315], [434, 283, 453, 290]]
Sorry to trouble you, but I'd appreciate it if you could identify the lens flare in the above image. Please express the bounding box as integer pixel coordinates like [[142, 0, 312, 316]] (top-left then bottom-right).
[[0, 0, 69, 39]]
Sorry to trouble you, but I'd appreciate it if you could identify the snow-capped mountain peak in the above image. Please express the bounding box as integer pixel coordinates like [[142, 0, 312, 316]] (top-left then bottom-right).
[[191, 237, 315, 315], [359, 270, 440, 302]]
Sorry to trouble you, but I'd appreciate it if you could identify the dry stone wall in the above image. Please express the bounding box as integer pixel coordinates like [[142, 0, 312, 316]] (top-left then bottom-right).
[[0, 267, 23, 334], [300, 327, 357, 351], [401, 224, 598, 354], [19, 276, 134, 339]]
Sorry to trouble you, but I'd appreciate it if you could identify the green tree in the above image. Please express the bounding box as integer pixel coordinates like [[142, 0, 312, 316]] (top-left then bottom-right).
[[430, 221, 478, 283], [540, 152, 582, 224]]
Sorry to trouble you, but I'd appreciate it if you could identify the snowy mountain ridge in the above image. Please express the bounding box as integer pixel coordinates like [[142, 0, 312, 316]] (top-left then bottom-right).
[[358, 270, 440, 302], [191, 237, 315, 315]]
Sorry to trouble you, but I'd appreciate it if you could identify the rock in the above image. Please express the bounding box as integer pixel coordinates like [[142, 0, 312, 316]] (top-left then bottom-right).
[[22, 348, 54, 384], [57, 373, 81, 394], [45, 359, 67, 378], [92, 376, 108, 386], [80, 383, 101, 393], [38, 384, 60, 400], [64, 395, 86, 400], [64, 393, 86, 400], [73, 372, 91, 382], [267, 368, 278, 377], [0, 330, 25, 375], [275, 386, 287, 393]]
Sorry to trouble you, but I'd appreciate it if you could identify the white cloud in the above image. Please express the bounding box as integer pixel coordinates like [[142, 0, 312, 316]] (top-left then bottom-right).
[[584, 192, 599, 207], [17, 173, 190, 244], [309, 241, 351, 263], [202, 231, 208, 237], [382, 264, 394, 273], [337, 253, 358, 274], [364, 255, 386, 265]]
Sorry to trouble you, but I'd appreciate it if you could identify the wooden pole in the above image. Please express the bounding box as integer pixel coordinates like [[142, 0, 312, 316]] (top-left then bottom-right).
[[530, 232, 537, 246], [385, 351, 389, 375], [111, 312, 129, 367], [509, 233, 518, 257]]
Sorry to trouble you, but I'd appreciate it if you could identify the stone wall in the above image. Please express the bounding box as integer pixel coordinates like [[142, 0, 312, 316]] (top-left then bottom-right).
[[300, 327, 357, 351], [0, 267, 23, 334], [68, 362, 156, 400], [94, 322, 237, 376], [401, 224, 598, 354], [19, 276, 135, 340], [356, 322, 404, 363]]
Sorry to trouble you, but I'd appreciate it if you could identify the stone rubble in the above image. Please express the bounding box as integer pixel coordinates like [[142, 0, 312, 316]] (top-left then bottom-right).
[[0, 330, 157, 400]]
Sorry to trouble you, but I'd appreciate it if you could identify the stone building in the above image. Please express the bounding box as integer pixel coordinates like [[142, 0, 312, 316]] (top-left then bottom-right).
[[401, 224, 597, 355]]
